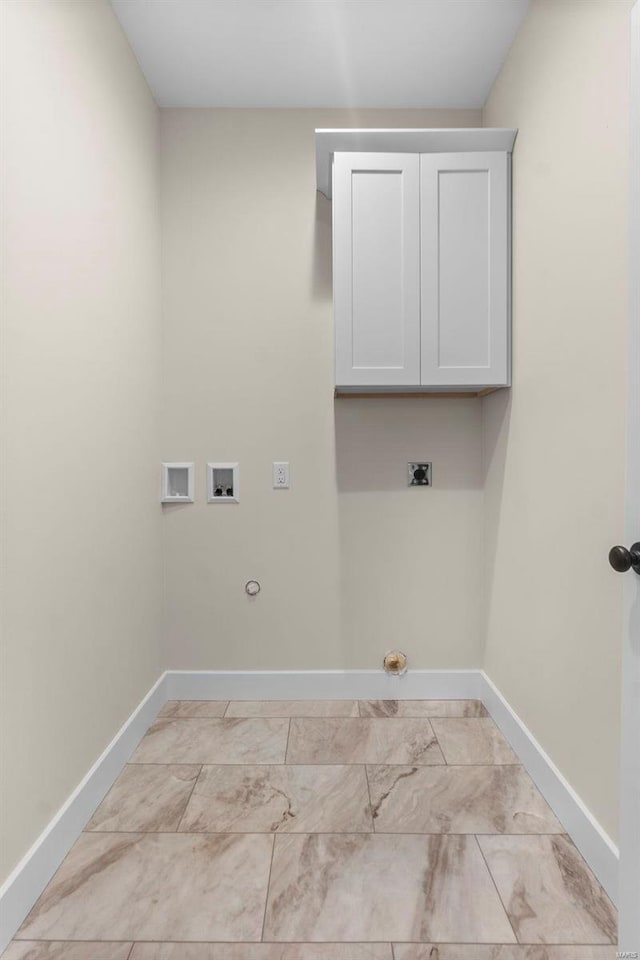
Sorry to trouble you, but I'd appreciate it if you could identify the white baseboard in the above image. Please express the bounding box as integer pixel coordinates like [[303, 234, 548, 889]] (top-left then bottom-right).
[[479, 670, 619, 905], [165, 668, 483, 701], [0, 673, 167, 953], [0, 667, 619, 952]]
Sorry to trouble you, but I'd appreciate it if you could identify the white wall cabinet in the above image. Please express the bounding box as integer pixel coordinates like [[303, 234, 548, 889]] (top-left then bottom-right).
[[332, 146, 511, 394], [333, 153, 420, 387]]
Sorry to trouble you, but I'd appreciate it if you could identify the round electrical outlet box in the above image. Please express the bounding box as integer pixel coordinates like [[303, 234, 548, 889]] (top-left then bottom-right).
[[383, 650, 408, 675], [245, 580, 261, 597]]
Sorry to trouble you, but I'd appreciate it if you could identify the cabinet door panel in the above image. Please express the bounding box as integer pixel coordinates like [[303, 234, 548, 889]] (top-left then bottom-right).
[[334, 153, 420, 386], [420, 152, 509, 387]]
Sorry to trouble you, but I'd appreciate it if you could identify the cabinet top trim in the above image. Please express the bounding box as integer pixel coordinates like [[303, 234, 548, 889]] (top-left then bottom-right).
[[315, 127, 518, 198]]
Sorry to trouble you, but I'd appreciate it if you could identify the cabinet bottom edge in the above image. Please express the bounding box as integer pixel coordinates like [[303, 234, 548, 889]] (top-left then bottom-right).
[[334, 386, 510, 399]]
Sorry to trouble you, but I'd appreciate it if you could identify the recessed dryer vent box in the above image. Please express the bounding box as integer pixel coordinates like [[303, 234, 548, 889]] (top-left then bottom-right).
[[207, 462, 239, 503], [162, 462, 194, 503]]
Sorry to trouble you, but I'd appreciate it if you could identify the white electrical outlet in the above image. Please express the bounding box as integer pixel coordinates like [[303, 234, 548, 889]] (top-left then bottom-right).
[[272, 462, 290, 489]]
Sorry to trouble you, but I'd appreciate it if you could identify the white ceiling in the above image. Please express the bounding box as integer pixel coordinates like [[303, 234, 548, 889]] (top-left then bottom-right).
[[110, 0, 529, 109]]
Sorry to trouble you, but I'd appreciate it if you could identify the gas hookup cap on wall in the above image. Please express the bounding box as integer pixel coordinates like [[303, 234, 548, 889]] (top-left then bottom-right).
[[383, 651, 408, 675]]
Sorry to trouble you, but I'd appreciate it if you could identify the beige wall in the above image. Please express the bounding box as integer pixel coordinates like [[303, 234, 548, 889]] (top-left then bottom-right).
[[2, 0, 630, 889], [482, 0, 632, 842], [160, 108, 484, 671], [0, 0, 162, 881]]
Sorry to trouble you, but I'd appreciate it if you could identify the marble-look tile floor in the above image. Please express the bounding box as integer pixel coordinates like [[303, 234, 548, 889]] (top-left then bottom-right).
[[6, 701, 617, 959]]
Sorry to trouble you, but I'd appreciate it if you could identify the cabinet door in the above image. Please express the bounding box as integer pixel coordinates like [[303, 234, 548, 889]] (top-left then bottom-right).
[[333, 152, 420, 387], [420, 152, 510, 387]]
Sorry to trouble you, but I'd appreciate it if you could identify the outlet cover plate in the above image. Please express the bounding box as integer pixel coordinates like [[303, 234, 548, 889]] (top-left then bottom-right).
[[272, 462, 290, 489]]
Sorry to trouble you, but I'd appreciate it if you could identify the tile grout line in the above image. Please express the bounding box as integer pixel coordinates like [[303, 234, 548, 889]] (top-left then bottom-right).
[[11, 939, 622, 946], [428, 717, 447, 765], [149, 711, 488, 720], [474, 833, 520, 946], [174, 764, 203, 833], [64, 829, 573, 837], [126, 761, 521, 767], [284, 718, 292, 763], [260, 833, 277, 943], [124, 760, 524, 768]]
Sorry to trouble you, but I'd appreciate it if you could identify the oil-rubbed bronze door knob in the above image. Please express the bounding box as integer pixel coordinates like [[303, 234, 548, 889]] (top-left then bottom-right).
[[609, 542, 640, 574]]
